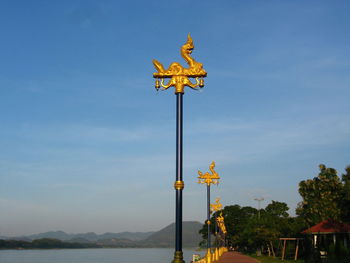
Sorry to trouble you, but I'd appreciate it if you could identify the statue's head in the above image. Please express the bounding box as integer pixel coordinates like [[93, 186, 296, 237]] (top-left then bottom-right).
[[183, 33, 194, 54]]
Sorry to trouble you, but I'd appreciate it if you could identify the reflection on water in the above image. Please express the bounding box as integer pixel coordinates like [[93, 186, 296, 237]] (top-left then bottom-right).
[[0, 248, 204, 263]]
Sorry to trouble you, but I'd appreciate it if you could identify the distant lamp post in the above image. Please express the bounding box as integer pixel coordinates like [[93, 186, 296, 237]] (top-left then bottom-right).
[[211, 197, 223, 262], [198, 161, 220, 263], [254, 197, 264, 220], [153, 34, 207, 263], [216, 212, 228, 256], [254, 197, 264, 256]]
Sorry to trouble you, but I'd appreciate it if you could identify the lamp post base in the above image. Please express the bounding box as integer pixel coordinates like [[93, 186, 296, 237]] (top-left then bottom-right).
[[206, 248, 212, 263], [172, 251, 185, 263], [215, 247, 219, 261]]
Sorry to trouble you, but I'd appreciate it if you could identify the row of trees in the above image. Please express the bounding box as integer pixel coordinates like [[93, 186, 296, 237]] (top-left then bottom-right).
[[199, 164, 350, 260], [200, 201, 303, 252]]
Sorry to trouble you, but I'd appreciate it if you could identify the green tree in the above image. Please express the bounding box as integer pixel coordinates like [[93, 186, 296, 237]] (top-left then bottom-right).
[[265, 200, 289, 218], [296, 164, 343, 226], [263, 201, 294, 238], [245, 201, 293, 251], [223, 205, 257, 246], [198, 205, 257, 248], [340, 166, 350, 224], [199, 201, 299, 252]]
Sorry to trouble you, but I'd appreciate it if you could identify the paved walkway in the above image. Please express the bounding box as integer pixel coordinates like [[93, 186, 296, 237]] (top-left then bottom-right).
[[217, 252, 259, 263]]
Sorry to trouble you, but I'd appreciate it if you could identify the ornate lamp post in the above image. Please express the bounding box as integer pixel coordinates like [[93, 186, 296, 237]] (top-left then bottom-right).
[[153, 35, 207, 263], [216, 212, 227, 256], [198, 161, 220, 263], [211, 197, 223, 261]]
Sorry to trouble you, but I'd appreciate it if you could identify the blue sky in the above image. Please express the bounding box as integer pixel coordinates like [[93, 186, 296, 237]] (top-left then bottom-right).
[[1, 0, 349, 236]]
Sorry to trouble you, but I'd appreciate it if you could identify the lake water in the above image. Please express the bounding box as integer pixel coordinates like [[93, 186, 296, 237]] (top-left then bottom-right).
[[0, 248, 204, 263]]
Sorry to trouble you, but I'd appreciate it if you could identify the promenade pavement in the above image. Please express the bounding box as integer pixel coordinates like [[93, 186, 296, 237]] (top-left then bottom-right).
[[217, 252, 259, 263]]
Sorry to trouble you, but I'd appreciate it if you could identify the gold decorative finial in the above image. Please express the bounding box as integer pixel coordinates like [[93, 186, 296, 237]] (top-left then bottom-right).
[[153, 34, 207, 94], [210, 197, 223, 213], [198, 161, 220, 186]]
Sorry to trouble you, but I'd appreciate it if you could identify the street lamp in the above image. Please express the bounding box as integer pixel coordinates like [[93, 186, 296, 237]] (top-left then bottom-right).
[[210, 197, 223, 261], [216, 212, 227, 256], [153, 34, 207, 263], [254, 197, 264, 220], [254, 197, 264, 256], [198, 161, 220, 263]]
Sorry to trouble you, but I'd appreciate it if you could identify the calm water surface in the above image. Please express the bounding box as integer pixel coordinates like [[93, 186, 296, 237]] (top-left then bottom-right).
[[0, 248, 204, 263]]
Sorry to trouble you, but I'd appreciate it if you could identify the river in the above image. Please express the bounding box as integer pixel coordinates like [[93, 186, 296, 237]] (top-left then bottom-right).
[[0, 248, 204, 263]]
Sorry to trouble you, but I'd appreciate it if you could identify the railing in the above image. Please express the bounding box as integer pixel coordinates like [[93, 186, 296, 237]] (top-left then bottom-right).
[[194, 247, 228, 263]]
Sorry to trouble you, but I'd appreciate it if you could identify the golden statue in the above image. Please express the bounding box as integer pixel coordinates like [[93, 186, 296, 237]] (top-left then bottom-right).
[[153, 34, 207, 94], [198, 161, 220, 186], [217, 212, 227, 234], [210, 197, 223, 213]]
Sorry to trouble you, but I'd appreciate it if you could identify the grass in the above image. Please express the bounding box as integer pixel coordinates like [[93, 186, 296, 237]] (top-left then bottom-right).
[[248, 254, 305, 263]]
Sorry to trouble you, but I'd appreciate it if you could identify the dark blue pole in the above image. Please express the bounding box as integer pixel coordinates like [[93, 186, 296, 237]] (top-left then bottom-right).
[[207, 184, 211, 250], [173, 93, 184, 263]]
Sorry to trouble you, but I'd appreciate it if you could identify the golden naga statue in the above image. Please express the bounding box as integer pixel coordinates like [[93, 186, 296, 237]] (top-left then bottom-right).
[[210, 197, 223, 213], [216, 212, 227, 234], [198, 161, 220, 186], [153, 34, 207, 94]]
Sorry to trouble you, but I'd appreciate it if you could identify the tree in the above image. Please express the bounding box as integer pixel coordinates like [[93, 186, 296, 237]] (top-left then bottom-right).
[[265, 200, 289, 218], [250, 201, 294, 253], [198, 205, 257, 248], [296, 164, 343, 226], [223, 205, 257, 245], [340, 166, 350, 224], [198, 201, 298, 253]]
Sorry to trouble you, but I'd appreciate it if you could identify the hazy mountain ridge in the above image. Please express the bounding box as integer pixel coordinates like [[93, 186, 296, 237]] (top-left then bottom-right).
[[145, 221, 202, 247], [1, 221, 203, 248], [2, 230, 155, 242]]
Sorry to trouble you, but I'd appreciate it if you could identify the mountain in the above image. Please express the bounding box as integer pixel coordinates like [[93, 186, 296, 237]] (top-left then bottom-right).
[[96, 238, 139, 247], [144, 221, 202, 248], [2, 231, 154, 242], [72, 232, 99, 241], [1, 221, 203, 248], [99, 232, 154, 241], [21, 231, 71, 241]]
